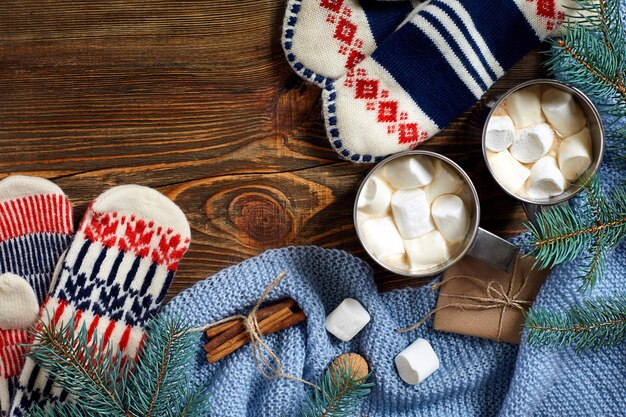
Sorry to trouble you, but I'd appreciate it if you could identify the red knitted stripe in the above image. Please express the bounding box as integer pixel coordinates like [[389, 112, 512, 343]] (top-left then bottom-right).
[[0, 193, 73, 241], [0, 329, 30, 349], [41, 298, 145, 360], [0, 329, 30, 378], [79, 207, 189, 271]]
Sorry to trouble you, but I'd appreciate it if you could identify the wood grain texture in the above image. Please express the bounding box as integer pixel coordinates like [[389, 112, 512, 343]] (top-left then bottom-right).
[[0, 1, 549, 298]]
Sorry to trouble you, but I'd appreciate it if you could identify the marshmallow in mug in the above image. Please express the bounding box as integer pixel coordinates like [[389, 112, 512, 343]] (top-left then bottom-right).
[[486, 84, 593, 200], [356, 155, 472, 274]]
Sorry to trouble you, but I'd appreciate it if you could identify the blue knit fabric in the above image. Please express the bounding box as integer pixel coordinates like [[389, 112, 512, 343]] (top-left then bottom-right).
[[166, 246, 519, 416]]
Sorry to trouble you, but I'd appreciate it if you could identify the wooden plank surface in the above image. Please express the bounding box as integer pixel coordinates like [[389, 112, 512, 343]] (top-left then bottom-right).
[[0, 1, 548, 298]]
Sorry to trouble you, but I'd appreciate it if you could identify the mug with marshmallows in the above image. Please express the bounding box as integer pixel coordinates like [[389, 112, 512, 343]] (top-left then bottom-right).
[[354, 151, 519, 277], [483, 79, 604, 210]]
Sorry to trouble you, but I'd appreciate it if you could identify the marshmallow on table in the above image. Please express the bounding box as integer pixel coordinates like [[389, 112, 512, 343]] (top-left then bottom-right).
[[510, 123, 555, 163], [325, 298, 371, 342], [541, 87, 587, 137], [391, 189, 435, 239], [360, 217, 405, 259], [558, 127, 593, 180], [404, 231, 450, 270], [487, 150, 531, 194], [383, 156, 434, 189], [357, 175, 393, 216], [423, 161, 465, 202], [395, 338, 440, 385], [485, 115, 516, 152], [431, 195, 470, 243], [528, 156, 570, 200], [505, 86, 545, 128]]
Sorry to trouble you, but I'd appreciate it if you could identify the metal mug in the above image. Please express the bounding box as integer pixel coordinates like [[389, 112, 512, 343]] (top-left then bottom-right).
[[482, 79, 605, 222], [353, 150, 520, 277]]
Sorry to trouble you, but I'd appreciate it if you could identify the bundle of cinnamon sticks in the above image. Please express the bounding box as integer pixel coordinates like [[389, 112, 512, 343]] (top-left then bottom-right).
[[204, 298, 306, 363]]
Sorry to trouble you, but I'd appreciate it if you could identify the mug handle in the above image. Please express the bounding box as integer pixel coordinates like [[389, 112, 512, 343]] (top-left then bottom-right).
[[466, 228, 519, 272]]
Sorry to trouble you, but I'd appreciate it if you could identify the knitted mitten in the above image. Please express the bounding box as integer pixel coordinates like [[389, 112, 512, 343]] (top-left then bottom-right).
[[283, 0, 426, 87], [9, 185, 190, 416], [322, 0, 569, 162], [0, 176, 73, 417]]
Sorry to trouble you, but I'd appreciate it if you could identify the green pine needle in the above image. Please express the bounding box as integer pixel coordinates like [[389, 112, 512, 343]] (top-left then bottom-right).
[[24, 315, 210, 417], [525, 176, 626, 291], [526, 294, 626, 351], [546, 0, 626, 106], [299, 357, 374, 417]]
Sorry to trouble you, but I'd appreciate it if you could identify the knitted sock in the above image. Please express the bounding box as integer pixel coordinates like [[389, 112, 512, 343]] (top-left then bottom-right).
[[322, 0, 570, 162], [9, 185, 190, 416], [0, 176, 73, 417], [283, 0, 427, 87]]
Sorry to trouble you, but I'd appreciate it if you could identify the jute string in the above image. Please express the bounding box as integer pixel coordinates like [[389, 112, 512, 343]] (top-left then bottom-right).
[[397, 258, 532, 340], [186, 271, 318, 389]]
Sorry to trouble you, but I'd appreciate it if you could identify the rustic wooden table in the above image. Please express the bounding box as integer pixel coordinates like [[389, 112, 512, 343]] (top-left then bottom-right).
[[0, 1, 548, 299]]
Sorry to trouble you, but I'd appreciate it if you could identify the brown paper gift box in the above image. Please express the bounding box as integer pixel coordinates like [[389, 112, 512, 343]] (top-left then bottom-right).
[[432, 255, 550, 344]]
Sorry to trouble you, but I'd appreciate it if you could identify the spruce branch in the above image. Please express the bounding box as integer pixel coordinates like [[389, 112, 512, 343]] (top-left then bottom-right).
[[25, 315, 210, 417], [25, 318, 131, 417], [525, 176, 626, 290], [299, 357, 373, 417], [547, 0, 626, 166], [526, 293, 626, 350]]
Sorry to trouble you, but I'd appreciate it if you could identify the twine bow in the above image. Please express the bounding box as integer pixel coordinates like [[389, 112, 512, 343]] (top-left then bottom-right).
[[397, 258, 532, 341], [188, 272, 317, 389]]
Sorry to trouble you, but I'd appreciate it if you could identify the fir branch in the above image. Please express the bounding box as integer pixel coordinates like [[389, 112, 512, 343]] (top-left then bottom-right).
[[526, 294, 626, 350], [25, 315, 210, 417], [26, 318, 131, 417], [299, 357, 373, 417], [525, 176, 626, 290], [547, 0, 626, 105]]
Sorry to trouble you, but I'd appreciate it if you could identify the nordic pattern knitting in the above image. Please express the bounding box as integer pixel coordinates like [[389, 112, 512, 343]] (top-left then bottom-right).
[[322, 0, 573, 162], [9, 185, 190, 417], [165, 246, 518, 417], [0, 182, 73, 417], [282, 0, 420, 87]]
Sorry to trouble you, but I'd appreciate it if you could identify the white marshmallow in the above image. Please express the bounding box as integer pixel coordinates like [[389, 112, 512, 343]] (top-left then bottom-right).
[[487, 150, 531, 194], [325, 298, 371, 342], [395, 338, 440, 385], [357, 175, 393, 216], [360, 217, 405, 259], [541, 88, 587, 137], [404, 231, 450, 270], [431, 195, 470, 243], [528, 156, 570, 200], [558, 127, 593, 180], [383, 156, 434, 190], [391, 189, 435, 239], [510, 123, 555, 163], [485, 115, 516, 152], [381, 254, 410, 272], [423, 161, 465, 203], [505, 86, 545, 128]]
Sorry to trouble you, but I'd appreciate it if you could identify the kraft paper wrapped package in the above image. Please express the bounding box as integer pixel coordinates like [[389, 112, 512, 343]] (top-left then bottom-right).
[[433, 255, 550, 344]]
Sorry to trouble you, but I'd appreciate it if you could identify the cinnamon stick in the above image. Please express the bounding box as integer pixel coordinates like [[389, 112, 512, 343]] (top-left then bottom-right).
[[208, 306, 293, 358], [206, 310, 306, 364], [204, 299, 296, 353]]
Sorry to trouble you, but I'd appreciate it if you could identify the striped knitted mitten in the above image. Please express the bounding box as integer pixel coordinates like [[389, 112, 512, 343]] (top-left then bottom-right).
[[322, 0, 570, 162], [9, 185, 190, 416], [0, 176, 73, 417], [283, 0, 426, 87]]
